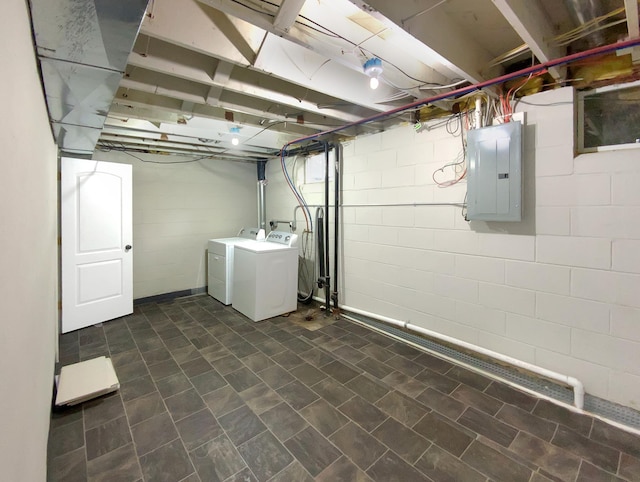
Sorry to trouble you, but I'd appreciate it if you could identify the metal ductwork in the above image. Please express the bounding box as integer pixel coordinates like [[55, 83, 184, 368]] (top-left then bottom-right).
[[562, 0, 619, 49], [30, 0, 148, 156]]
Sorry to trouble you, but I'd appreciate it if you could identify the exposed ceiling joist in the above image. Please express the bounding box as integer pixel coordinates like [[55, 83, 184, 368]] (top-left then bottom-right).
[[128, 39, 213, 84], [120, 68, 380, 135], [181, 100, 196, 113], [273, 0, 307, 33], [198, 0, 395, 81], [253, 34, 400, 112], [141, 0, 259, 66], [625, 0, 640, 39], [101, 130, 273, 156], [112, 87, 352, 142], [206, 61, 234, 103], [128, 50, 367, 124], [32, 0, 637, 159], [118, 77, 325, 133], [203, 8, 257, 64], [103, 116, 288, 151], [145, 0, 398, 113], [347, 0, 497, 83], [492, 0, 565, 79]]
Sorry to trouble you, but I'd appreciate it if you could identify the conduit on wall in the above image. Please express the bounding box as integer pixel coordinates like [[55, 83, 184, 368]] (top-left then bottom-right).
[[283, 38, 640, 410]]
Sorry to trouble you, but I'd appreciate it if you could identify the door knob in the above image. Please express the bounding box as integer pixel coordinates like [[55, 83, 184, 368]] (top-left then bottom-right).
[[125, 245, 132, 252]]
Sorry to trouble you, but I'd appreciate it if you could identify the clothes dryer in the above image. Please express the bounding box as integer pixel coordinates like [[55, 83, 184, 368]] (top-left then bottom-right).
[[232, 231, 298, 322], [207, 227, 265, 305]]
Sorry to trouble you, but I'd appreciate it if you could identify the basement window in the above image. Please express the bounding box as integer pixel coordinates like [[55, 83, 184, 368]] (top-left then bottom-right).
[[577, 80, 640, 153]]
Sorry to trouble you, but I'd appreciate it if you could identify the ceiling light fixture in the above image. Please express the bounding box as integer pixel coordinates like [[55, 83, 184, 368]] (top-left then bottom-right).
[[363, 57, 383, 90], [230, 126, 240, 146]]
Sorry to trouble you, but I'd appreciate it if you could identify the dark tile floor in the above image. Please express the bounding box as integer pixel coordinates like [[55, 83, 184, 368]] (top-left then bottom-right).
[[48, 295, 640, 482]]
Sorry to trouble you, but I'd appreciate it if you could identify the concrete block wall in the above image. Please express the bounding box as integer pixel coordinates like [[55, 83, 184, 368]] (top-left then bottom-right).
[[267, 86, 640, 410], [99, 151, 258, 298]]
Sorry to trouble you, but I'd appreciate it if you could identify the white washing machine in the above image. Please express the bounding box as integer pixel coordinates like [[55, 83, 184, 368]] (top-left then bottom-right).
[[232, 231, 299, 322], [207, 227, 265, 305]]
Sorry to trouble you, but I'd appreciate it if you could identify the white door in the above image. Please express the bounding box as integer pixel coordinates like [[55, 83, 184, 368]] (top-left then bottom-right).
[[61, 157, 133, 333]]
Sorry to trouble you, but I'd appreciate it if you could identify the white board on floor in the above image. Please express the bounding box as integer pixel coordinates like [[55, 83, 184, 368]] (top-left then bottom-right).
[[55, 356, 119, 406]]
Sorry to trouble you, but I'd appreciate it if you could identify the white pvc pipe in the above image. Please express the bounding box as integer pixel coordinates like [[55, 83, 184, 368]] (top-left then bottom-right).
[[339, 304, 585, 409]]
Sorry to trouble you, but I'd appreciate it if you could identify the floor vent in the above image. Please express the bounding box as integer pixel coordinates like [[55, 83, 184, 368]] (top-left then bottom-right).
[[344, 311, 640, 431]]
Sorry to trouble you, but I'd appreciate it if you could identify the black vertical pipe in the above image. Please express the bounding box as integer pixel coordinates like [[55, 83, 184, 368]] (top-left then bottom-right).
[[317, 211, 325, 284], [256, 160, 267, 180], [323, 142, 331, 316], [332, 144, 340, 313]]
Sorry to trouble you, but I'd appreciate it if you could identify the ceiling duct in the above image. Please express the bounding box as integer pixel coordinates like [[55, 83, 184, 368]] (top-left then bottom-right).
[[30, 0, 148, 156], [562, 0, 620, 49]]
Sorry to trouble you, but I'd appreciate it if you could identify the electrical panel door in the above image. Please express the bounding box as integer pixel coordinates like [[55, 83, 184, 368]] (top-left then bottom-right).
[[466, 121, 522, 222]]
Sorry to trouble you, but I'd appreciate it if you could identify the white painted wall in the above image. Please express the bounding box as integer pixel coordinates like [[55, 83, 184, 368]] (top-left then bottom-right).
[[97, 151, 258, 299], [267, 87, 640, 410], [0, 2, 58, 480]]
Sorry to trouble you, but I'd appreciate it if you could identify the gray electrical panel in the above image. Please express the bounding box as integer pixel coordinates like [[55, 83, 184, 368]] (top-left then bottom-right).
[[466, 121, 522, 222]]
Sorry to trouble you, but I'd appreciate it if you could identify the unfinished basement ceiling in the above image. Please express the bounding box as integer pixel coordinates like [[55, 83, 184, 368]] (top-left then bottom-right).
[[30, 0, 640, 161]]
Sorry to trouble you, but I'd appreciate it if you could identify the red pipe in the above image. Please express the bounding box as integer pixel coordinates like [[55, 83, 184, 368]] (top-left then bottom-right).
[[282, 37, 640, 150]]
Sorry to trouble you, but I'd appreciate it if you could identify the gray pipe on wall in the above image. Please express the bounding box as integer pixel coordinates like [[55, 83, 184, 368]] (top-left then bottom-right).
[[257, 160, 267, 231]]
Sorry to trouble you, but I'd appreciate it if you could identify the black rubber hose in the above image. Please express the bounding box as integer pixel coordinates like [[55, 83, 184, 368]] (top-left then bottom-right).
[[332, 143, 340, 311], [317, 215, 325, 287]]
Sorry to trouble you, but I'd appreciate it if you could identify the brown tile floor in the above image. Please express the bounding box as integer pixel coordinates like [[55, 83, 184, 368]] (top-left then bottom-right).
[[48, 295, 640, 482]]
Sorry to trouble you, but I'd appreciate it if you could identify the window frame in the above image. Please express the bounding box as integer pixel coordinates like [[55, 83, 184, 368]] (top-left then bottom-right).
[[576, 79, 640, 154]]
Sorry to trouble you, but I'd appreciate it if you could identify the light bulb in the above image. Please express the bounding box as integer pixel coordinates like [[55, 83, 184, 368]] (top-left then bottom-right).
[[369, 76, 379, 90], [232, 137, 239, 146]]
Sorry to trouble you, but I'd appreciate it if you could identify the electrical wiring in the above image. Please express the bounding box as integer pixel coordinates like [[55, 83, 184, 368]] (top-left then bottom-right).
[[291, 155, 312, 221], [374, 90, 414, 104], [418, 78, 469, 91], [555, 19, 627, 47], [97, 119, 289, 164], [446, 111, 463, 136], [513, 98, 573, 109], [432, 113, 467, 187], [97, 142, 221, 164], [554, 7, 625, 46], [498, 67, 545, 122], [488, 44, 531, 68], [432, 151, 467, 187], [401, 0, 449, 25], [461, 192, 468, 221], [415, 111, 463, 133], [488, 6, 626, 68], [243, 120, 287, 144], [291, 153, 315, 297], [483, 96, 497, 127], [297, 230, 315, 303], [234, 0, 342, 39], [280, 149, 312, 232], [383, 76, 468, 94], [245, 0, 464, 89]]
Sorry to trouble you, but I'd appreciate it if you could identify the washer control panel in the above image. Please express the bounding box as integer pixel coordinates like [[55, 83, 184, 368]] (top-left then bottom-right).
[[239, 227, 266, 240], [266, 231, 298, 247]]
